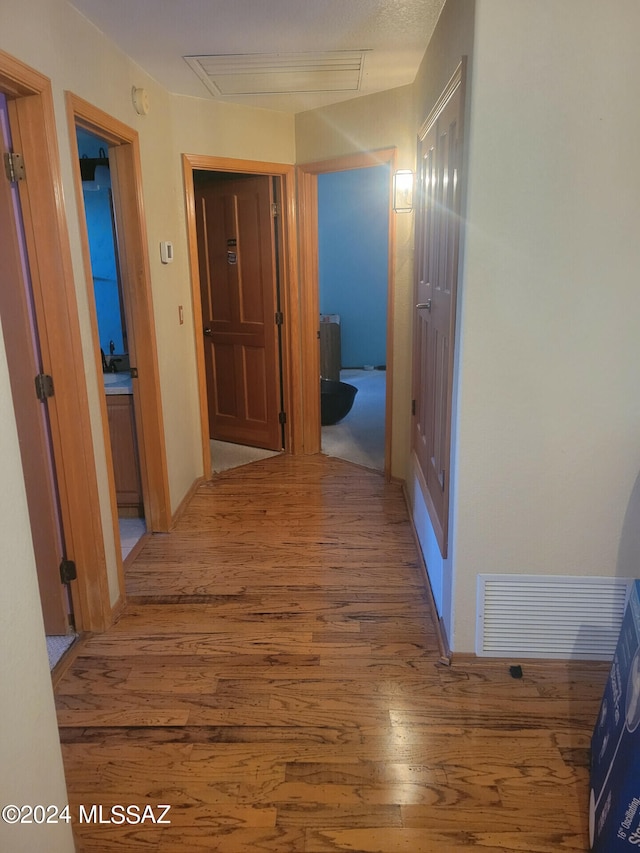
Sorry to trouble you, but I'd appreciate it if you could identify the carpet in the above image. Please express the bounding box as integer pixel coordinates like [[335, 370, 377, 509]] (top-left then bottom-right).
[[321, 368, 385, 471], [47, 634, 77, 670], [211, 440, 280, 473]]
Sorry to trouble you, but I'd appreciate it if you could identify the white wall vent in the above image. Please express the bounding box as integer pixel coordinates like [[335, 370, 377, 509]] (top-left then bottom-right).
[[476, 574, 632, 660]]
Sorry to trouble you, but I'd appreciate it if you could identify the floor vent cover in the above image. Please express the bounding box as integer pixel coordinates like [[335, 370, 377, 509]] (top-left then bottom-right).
[[476, 574, 631, 660]]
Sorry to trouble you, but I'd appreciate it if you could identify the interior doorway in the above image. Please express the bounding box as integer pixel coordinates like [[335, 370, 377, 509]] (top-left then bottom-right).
[[0, 53, 118, 637], [297, 149, 397, 478], [0, 93, 75, 654], [193, 170, 284, 456], [183, 154, 301, 473], [76, 126, 146, 561], [317, 164, 390, 472], [67, 92, 172, 556]]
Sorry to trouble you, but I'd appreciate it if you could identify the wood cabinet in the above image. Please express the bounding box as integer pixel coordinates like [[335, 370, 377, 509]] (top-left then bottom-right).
[[106, 394, 143, 514], [319, 319, 341, 380]]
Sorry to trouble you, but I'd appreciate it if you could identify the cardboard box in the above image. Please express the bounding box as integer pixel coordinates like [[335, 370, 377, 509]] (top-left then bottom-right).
[[590, 579, 640, 850]]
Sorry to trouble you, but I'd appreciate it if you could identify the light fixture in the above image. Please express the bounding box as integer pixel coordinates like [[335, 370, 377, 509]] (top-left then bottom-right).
[[132, 87, 150, 116], [393, 169, 414, 212]]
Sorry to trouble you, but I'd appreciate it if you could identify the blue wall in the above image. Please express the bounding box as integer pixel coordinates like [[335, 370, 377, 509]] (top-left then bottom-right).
[[76, 128, 125, 354], [318, 165, 389, 368]]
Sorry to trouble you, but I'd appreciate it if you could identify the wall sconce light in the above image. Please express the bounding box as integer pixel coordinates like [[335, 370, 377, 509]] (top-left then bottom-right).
[[393, 169, 414, 212]]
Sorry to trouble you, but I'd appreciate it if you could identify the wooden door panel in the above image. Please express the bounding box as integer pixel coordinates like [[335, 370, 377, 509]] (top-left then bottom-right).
[[196, 174, 281, 450], [244, 347, 268, 421], [211, 343, 237, 416], [412, 65, 465, 558]]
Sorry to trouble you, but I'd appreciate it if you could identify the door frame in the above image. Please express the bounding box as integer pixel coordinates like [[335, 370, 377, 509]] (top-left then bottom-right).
[[0, 50, 112, 631], [183, 154, 302, 472], [66, 93, 172, 541], [297, 148, 397, 478]]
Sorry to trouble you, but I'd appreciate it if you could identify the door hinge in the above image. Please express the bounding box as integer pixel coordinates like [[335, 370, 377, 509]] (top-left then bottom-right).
[[271, 202, 280, 217], [275, 311, 284, 326], [411, 399, 416, 416], [279, 411, 287, 425], [34, 373, 55, 401], [4, 151, 26, 183], [59, 559, 77, 584]]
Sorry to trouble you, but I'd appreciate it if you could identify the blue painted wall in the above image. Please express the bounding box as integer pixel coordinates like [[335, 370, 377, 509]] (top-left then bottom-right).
[[76, 128, 125, 354], [318, 165, 389, 368]]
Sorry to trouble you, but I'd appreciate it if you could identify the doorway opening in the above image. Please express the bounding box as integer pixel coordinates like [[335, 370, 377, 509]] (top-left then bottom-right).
[[76, 126, 146, 560], [183, 155, 301, 474], [317, 164, 390, 472], [193, 169, 284, 472], [297, 149, 397, 478], [68, 91, 172, 568]]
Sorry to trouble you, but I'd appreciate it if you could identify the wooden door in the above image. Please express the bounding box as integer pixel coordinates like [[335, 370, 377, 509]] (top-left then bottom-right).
[[0, 98, 70, 634], [413, 64, 465, 558], [195, 174, 282, 451]]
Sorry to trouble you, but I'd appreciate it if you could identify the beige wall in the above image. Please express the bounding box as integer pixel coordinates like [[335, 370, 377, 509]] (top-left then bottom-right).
[[0, 343, 74, 851], [451, 0, 640, 650]]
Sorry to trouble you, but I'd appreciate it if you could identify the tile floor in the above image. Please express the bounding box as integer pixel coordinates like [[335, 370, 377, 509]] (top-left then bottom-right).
[[119, 517, 146, 559]]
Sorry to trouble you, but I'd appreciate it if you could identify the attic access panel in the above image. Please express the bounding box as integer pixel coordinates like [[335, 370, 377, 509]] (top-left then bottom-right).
[[184, 50, 366, 96]]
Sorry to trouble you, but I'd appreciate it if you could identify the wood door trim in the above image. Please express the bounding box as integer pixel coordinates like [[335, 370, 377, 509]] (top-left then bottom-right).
[[66, 92, 172, 535], [296, 148, 397, 477], [0, 50, 111, 631], [183, 154, 302, 473]]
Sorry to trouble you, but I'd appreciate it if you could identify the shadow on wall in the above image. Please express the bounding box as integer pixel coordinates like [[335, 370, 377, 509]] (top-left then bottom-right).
[[617, 469, 640, 578]]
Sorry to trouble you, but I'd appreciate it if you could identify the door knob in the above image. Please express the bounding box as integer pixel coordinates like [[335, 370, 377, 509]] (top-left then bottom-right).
[[203, 327, 212, 336], [416, 299, 432, 311]]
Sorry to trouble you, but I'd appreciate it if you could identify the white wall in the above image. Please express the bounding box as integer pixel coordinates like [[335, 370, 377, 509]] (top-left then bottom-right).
[[450, 0, 640, 651]]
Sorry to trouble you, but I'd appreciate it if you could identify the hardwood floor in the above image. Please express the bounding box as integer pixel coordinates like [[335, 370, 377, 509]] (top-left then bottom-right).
[[55, 454, 609, 852]]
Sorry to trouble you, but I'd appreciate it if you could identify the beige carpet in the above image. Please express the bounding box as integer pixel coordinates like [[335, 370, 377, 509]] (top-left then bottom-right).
[[211, 440, 280, 473], [321, 368, 385, 471]]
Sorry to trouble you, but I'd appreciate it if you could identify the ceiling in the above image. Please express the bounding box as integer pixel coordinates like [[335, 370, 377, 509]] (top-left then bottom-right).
[[69, 0, 446, 113]]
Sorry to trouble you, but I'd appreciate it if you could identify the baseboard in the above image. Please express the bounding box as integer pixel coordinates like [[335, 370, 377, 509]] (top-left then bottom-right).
[[402, 483, 451, 665], [171, 475, 206, 528], [109, 591, 127, 625]]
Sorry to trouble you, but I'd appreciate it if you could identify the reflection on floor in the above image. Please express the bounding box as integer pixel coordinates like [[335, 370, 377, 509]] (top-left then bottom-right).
[[211, 439, 280, 474], [119, 517, 146, 559], [322, 368, 385, 471]]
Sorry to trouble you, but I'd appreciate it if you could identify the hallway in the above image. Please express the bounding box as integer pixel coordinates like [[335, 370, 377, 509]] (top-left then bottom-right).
[[55, 455, 607, 852]]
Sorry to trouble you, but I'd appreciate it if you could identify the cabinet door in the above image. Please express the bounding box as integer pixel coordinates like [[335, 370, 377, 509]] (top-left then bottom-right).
[[107, 395, 143, 510]]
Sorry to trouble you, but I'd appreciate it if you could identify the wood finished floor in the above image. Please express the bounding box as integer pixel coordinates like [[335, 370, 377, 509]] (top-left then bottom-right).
[[55, 454, 609, 852]]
